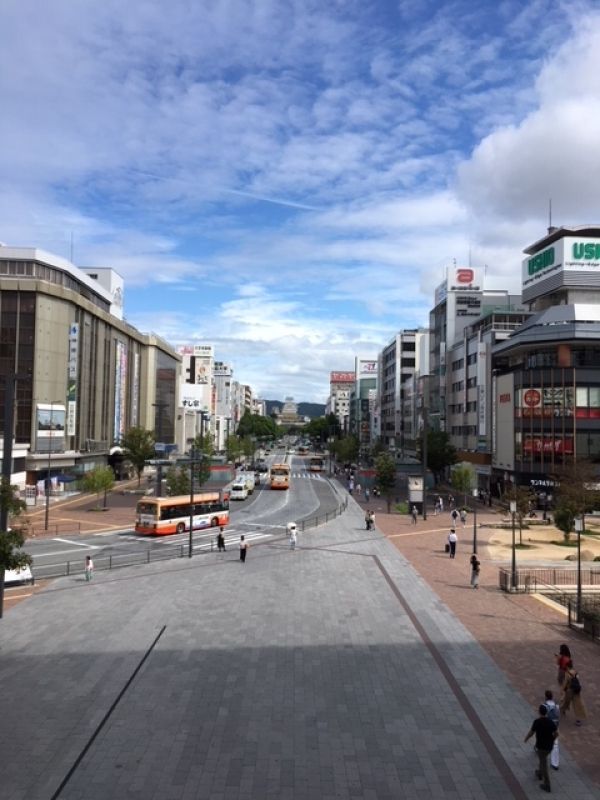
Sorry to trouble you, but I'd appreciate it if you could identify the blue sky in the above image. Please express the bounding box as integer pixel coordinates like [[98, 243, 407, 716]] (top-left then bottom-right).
[[2, 0, 600, 402]]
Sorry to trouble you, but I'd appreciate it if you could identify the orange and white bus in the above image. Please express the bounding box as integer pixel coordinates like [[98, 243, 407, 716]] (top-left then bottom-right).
[[309, 456, 324, 472], [135, 492, 229, 535], [270, 463, 291, 490]]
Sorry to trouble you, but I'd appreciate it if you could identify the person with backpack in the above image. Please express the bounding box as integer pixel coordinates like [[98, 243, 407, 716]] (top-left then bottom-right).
[[560, 660, 587, 726], [459, 508, 467, 528], [543, 690, 560, 770], [554, 643, 571, 687], [451, 508, 459, 527]]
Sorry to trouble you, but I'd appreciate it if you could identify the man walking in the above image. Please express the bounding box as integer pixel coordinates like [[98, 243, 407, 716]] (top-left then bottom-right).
[[543, 690, 560, 771], [217, 528, 226, 553], [524, 704, 558, 793], [239, 535, 249, 563], [411, 505, 418, 524]]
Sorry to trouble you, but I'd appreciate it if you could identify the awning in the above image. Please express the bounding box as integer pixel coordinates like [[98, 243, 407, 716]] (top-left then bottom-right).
[[54, 474, 78, 483]]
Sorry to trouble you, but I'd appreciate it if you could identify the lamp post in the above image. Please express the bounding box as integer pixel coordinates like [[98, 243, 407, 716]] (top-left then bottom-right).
[[510, 500, 517, 591], [188, 444, 196, 558], [420, 376, 429, 520], [472, 487, 478, 555], [575, 515, 583, 623]]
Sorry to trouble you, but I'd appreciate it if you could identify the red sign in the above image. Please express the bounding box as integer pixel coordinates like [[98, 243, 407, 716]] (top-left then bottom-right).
[[330, 371, 355, 384], [456, 268, 474, 284], [523, 389, 541, 407], [499, 393, 511, 403]]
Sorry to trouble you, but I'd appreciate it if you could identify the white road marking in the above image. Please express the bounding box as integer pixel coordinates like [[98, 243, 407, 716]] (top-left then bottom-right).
[[53, 537, 100, 548], [31, 547, 99, 557]]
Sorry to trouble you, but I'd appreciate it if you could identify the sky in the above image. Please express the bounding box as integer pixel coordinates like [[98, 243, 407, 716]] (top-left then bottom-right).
[[2, 0, 600, 403]]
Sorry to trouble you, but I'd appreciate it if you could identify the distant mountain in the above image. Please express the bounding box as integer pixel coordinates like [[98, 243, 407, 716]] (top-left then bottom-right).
[[264, 400, 326, 419]]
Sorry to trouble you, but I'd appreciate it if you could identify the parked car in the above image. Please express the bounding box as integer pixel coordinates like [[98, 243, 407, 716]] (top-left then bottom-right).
[[4, 565, 34, 586]]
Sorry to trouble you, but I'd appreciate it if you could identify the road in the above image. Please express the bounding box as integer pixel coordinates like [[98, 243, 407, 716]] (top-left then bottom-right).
[[22, 456, 343, 580]]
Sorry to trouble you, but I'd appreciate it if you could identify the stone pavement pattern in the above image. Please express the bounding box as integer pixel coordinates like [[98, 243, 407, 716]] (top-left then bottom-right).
[[1, 500, 598, 799]]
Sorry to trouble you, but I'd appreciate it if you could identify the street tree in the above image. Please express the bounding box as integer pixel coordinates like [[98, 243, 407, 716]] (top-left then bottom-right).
[[375, 452, 397, 513], [120, 427, 156, 485], [165, 466, 190, 496], [236, 411, 278, 439], [332, 435, 359, 464], [82, 466, 115, 509], [226, 435, 243, 464], [426, 431, 457, 483], [451, 463, 475, 508], [0, 477, 32, 617], [552, 460, 600, 541]]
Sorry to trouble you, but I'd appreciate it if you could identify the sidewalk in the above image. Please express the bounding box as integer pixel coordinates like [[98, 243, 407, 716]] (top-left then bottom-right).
[[1, 497, 598, 798], [359, 497, 600, 789]]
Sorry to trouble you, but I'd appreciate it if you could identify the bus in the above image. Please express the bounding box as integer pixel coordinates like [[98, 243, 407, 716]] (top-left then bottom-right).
[[270, 463, 291, 490], [309, 456, 324, 472], [135, 492, 229, 535]]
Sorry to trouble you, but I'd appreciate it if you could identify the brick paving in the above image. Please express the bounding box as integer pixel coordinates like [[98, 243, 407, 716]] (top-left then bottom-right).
[[360, 495, 600, 789]]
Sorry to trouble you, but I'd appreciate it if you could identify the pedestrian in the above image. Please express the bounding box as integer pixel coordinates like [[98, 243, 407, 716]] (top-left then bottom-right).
[[438, 495, 444, 513], [434, 496, 442, 515], [411, 505, 418, 524], [448, 529, 457, 558], [460, 508, 467, 528], [469, 554, 480, 588], [356, 483, 362, 496], [369, 510, 375, 530], [451, 508, 459, 527], [560, 660, 587, 726], [448, 493, 455, 509], [348, 479, 354, 495], [543, 690, 560, 771], [555, 644, 571, 688], [289, 528, 297, 550], [365, 488, 370, 502], [217, 528, 226, 553], [524, 704, 558, 793], [365, 509, 371, 530], [239, 535, 249, 563], [85, 555, 94, 582]]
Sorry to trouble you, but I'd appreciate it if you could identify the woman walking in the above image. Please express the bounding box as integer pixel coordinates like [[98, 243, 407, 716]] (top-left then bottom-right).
[[469, 554, 480, 588], [555, 644, 571, 688], [85, 555, 94, 582], [560, 660, 587, 726]]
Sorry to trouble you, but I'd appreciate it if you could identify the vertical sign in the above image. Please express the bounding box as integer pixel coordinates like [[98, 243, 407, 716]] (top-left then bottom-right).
[[67, 322, 79, 436], [114, 341, 128, 442], [477, 342, 488, 438], [131, 351, 140, 427]]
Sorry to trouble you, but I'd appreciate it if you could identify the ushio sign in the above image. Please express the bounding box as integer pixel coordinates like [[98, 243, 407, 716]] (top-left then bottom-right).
[[522, 236, 600, 301]]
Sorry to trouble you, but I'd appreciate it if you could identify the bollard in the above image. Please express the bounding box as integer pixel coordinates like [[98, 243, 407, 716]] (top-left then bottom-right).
[[109, 555, 112, 570], [66, 561, 70, 576], [147, 549, 150, 563]]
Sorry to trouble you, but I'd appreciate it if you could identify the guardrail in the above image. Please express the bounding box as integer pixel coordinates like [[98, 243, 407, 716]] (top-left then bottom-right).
[[498, 566, 600, 593], [28, 522, 82, 538], [31, 497, 350, 581]]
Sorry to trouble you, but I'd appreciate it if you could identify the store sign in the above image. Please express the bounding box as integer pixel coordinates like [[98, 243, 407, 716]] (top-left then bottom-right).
[[448, 267, 482, 292], [330, 371, 355, 384], [358, 360, 377, 376], [572, 241, 600, 260], [523, 389, 541, 408], [527, 246, 555, 276]]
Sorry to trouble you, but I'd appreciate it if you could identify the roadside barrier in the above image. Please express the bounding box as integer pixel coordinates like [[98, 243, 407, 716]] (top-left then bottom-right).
[[31, 496, 350, 581]]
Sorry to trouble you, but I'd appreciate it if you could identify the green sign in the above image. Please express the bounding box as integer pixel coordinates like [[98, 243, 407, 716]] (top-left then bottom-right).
[[572, 242, 600, 260], [528, 246, 555, 276]]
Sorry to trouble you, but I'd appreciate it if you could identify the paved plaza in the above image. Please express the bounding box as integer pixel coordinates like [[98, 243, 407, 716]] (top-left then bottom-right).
[[1, 497, 599, 799]]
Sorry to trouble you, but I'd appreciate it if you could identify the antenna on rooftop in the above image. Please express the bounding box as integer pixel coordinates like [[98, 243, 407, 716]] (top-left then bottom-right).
[[547, 199, 557, 234]]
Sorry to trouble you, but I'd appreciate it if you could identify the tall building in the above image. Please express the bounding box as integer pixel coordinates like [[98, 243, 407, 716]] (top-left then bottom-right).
[[213, 361, 233, 451], [0, 246, 180, 490], [327, 372, 355, 432], [350, 357, 378, 455], [491, 225, 600, 496], [176, 344, 213, 450], [378, 329, 429, 452]]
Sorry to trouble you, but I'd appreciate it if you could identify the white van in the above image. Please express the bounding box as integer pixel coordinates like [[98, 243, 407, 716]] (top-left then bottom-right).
[[239, 472, 255, 494], [230, 482, 248, 501]]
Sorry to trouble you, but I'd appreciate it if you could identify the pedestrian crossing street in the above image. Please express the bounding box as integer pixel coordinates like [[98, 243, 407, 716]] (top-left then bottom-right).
[[133, 522, 285, 553]]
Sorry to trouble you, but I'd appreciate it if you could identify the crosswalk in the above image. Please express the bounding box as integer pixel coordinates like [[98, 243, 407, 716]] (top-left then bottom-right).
[[291, 472, 326, 480], [148, 524, 283, 552]]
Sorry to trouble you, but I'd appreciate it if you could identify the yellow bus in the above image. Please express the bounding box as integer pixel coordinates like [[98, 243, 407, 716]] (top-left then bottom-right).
[[270, 463, 291, 489], [135, 492, 230, 535]]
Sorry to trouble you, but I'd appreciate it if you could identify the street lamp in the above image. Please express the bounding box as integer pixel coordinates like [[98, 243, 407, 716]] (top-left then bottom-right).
[[510, 500, 517, 591], [575, 515, 583, 623], [188, 443, 199, 559], [420, 376, 429, 520], [472, 487, 478, 555]]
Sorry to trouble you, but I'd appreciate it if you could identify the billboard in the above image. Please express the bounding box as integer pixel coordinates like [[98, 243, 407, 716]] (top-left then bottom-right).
[[357, 360, 377, 376], [114, 341, 128, 442], [66, 322, 78, 436], [493, 373, 514, 470], [36, 404, 66, 452], [522, 237, 600, 301], [447, 267, 483, 292], [330, 371, 355, 384]]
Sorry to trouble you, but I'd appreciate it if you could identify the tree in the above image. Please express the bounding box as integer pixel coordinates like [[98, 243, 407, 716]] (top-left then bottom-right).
[[226, 435, 243, 464], [82, 466, 115, 509], [554, 505, 576, 542], [451, 463, 475, 508], [304, 414, 340, 443], [236, 411, 278, 439], [332, 435, 359, 464], [0, 478, 32, 616], [165, 465, 190, 496], [375, 452, 397, 513], [120, 427, 156, 485], [511, 485, 536, 545], [426, 431, 457, 483], [552, 460, 600, 542]]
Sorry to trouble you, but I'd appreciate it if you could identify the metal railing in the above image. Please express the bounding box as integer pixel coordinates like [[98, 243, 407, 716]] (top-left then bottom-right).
[[32, 497, 350, 581], [498, 566, 600, 593], [27, 521, 82, 538]]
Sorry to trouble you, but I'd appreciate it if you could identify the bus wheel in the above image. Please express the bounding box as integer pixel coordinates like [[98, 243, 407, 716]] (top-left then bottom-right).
[[176, 522, 186, 534], [210, 517, 218, 527]]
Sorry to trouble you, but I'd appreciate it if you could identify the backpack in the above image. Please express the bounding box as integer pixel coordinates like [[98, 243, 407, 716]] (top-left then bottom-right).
[[570, 673, 582, 694], [544, 701, 560, 726]]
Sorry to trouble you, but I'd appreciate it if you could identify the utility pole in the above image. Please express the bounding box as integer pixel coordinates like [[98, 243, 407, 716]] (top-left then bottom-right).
[[188, 445, 196, 558]]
